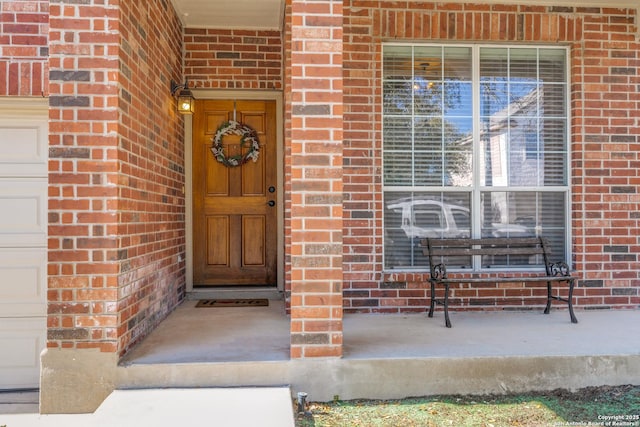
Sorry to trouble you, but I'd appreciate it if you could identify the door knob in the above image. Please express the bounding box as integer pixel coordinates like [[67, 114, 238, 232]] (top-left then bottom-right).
[[268, 200, 276, 207], [268, 186, 276, 193]]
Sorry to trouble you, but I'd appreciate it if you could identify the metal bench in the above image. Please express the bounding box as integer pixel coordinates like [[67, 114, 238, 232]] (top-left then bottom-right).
[[421, 237, 578, 328]]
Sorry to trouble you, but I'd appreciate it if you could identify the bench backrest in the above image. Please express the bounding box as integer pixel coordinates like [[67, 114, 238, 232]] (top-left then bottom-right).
[[421, 237, 553, 274]]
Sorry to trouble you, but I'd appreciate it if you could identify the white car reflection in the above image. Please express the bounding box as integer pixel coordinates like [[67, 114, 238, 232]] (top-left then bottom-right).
[[386, 197, 532, 240], [386, 198, 471, 239]]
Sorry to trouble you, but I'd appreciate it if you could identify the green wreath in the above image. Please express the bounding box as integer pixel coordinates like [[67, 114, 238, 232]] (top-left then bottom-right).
[[210, 120, 260, 167]]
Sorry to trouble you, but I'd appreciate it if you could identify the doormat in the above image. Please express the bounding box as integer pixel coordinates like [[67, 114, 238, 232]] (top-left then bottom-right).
[[195, 299, 269, 308]]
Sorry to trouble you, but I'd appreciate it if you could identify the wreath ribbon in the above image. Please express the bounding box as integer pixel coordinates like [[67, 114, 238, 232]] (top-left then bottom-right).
[[210, 120, 260, 167]]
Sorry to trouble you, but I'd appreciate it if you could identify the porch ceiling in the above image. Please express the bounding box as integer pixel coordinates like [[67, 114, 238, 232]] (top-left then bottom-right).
[[170, 0, 285, 30], [168, 0, 638, 33]]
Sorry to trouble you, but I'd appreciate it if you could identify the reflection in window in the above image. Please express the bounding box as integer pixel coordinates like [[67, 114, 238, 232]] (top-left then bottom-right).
[[383, 45, 569, 270]]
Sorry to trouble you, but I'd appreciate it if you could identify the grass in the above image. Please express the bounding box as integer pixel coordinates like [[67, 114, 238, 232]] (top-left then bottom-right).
[[295, 385, 640, 427]]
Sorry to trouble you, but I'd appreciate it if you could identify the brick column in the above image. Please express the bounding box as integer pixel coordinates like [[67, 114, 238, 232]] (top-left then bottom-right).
[[289, 0, 344, 358], [47, 0, 184, 357], [43, 0, 121, 413], [47, 0, 121, 354], [43, 0, 184, 413]]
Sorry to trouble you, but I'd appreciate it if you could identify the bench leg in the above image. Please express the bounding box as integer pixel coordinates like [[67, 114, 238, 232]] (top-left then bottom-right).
[[428, 280, 435, 318], [544, 279, 578, 324], [443, 283, 451, 328], [568, 279, 578, 324], [544, 281, 553, 314]]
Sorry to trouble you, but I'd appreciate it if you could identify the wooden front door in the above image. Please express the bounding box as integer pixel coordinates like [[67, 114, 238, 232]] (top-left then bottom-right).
[[193, 99, 277, 286]]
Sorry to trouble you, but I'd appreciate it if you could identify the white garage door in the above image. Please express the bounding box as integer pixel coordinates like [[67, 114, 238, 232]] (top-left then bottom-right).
[[0, 98, 48, 390]]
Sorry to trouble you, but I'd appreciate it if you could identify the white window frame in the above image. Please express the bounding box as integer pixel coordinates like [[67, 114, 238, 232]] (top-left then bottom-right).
[[382, 43, 572, 272]]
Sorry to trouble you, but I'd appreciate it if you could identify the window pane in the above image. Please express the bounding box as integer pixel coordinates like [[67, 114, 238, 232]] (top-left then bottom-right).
[[384, 117, 412, 151], [479, 130, 508, 186], [383, 45, 412, 79], [415, 117, 443, 151], [480, 47, 508, 71], [481, 192, 536, 238], [540, 192, 566, 228], [385, 191, 419, 269], [444, 81, 472, 117], [444, 46, 472, 81], [481, 127, 568, 187], [445, 148, 472, 186], [480, 80, 508, 117], [480, 48, 508, 117], [541, 84, 566, 117], [414, 82, 443, 115], [384, 151, 412, 185], [542, 119, 566, 152], [509, 48, 539, 79], [540, 192, 566, 261], [383, 45, 569, 271], [508, 131, 541, 186], [385, 192, 471, 268], [383, 81, 412, 115], [414, 152, 443, 186], [539, 49, 566, 83], [480, 191, 539, 267], [509, 83, 538, 118], [480, 191, 566, 264], [479, 46, 568, 189], [542, 151, 567, 185], [414, 46, 443, 80]]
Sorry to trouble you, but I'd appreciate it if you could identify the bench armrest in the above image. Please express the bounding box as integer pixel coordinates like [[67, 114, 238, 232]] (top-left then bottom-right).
[[430, 263, 447, 280], [549, 261, 571, 277]]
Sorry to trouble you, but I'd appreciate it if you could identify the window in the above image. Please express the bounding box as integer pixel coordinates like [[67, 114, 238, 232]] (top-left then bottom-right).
[[383, 45, 569, 270]]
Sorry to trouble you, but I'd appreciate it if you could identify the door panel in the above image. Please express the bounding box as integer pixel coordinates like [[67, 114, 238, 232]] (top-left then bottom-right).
[[243, 216, 265, 266], [0, 318, 46, 389], [0, 178, 47, 248], [206, 216, 229, 266], [0, 248, 46, 317], [0, 118, 47, 177], [193, 100, 277, 286]]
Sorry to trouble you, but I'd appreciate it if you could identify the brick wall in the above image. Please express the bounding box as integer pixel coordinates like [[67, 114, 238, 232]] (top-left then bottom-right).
[[0, 0, 48, 96], [183, 28, 282, 90], [288, 0, 344, 358], [117, 0, 185, 354], [48, 0, 185, 355], [342, 2, 640, 313]]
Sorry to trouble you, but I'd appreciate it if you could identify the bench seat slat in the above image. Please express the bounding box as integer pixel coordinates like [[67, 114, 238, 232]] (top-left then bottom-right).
[[437, 275, 575, 283], [425, 247, 546, 256], [421, 237, 543, 247]]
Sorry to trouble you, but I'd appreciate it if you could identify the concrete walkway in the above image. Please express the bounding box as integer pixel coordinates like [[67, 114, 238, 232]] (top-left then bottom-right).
[[0, 387, 295, 427]]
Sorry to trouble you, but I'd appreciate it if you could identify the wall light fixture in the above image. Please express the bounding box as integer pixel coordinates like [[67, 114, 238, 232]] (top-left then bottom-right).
[[171, 79, 195, 115]]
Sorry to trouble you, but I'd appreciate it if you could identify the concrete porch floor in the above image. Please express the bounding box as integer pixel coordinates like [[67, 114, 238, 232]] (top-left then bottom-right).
[[117, 299, 640, 402]]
